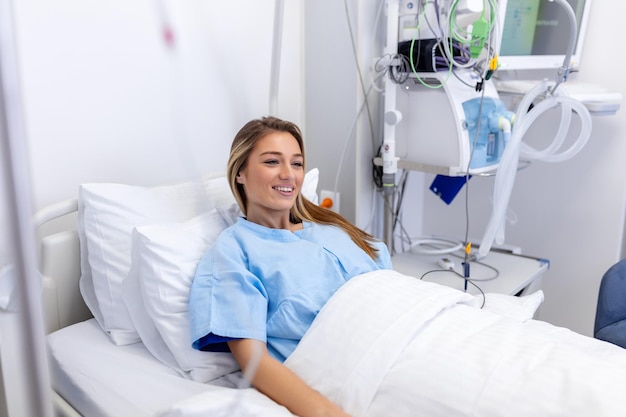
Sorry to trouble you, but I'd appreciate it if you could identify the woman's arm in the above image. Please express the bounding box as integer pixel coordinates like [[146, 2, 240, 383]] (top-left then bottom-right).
[[228, 339, 352, 417]]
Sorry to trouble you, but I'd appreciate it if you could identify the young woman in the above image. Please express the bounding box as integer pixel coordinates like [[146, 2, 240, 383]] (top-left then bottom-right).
[[189, 116, 391, 417]]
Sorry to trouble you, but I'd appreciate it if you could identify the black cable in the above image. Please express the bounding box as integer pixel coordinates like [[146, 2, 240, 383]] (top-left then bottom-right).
[[418, 268, 486, 309], [470, 259, 500, 280], [419, 269, 451, 281], [467, 279, 486, 309], [392, 170, 409, 231], [389, 54, 411, 84], [418, 242, 501, 281], [372, 145, 383, 190], [392, 171, 413, 252]]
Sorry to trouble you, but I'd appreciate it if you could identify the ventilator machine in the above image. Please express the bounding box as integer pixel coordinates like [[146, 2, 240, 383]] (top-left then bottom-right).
[[377, 0, 595, 259]]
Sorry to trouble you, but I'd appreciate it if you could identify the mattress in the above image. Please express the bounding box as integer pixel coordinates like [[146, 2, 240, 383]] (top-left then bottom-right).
[[47, 319, 221, 417]]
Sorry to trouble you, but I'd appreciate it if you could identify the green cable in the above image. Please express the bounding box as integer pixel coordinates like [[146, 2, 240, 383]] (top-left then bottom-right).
[[448, 0, 498, 59], [409, 2, 450, 89]]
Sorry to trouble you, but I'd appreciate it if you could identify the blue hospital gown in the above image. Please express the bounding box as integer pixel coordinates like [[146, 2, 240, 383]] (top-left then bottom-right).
[[189, 217, 391, 362]]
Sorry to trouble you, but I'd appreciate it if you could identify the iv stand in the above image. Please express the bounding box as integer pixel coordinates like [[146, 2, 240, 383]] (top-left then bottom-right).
[[269, 0, 284, 116], [0, 0, 55, 415], [380, 0, 401, 253]]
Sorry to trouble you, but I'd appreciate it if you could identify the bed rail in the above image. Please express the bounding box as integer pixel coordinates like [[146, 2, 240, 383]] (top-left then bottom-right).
[[33, 198, 78, 229], [31, 199, 88, 416], [33, 197, 91, 333]]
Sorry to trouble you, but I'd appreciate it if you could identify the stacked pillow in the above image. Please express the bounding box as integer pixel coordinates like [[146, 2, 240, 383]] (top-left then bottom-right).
[[77, 169, 319, 382]]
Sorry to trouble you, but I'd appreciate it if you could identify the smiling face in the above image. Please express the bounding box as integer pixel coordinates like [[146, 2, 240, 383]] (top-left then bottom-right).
[[235, 130, 304, 229]]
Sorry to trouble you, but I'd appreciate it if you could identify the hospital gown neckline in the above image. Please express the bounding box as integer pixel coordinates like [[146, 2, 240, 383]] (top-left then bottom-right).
[[237, 217, 312, 241]]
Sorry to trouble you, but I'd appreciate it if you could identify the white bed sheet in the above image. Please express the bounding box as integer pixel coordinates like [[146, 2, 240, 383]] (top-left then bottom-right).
[[47, 318, 223, 417]]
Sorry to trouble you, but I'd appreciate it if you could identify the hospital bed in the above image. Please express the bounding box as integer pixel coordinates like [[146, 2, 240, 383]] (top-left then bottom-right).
[[38, 171, 626, 417]]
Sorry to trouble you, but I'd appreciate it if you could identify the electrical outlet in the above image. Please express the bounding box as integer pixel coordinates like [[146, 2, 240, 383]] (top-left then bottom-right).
[[319, 190, 340, 213]]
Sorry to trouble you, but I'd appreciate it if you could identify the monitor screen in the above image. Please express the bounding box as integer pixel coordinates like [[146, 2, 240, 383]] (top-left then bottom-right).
[[496, 0, 592, 71]]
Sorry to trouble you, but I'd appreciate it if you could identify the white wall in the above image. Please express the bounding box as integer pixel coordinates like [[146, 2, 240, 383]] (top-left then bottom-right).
[[1, 1, 303, 415], [305, 0, 359, 224], [513, 0, 626, 335], [12, 0, 303, 213], [304, 0, 389, 232]]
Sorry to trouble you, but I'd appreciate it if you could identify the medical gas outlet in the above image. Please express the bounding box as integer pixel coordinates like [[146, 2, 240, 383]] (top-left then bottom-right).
[[320, 190, 340, 213]]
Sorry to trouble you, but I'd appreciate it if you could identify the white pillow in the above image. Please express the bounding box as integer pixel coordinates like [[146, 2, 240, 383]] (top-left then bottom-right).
[[78, 169, 319, 346], [477, 290, 545, 322], [123, 169, 319, 380], [78, 174, 236, 345], [302, 167, 319, 204], [125, 206, 241, 381]]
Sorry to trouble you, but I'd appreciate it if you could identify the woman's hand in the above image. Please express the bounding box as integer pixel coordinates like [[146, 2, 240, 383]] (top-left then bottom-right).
[[228, 339, 353, 417]]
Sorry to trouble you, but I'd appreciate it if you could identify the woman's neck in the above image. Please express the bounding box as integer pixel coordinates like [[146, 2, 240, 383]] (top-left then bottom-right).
[[245, 212, 302, 232]]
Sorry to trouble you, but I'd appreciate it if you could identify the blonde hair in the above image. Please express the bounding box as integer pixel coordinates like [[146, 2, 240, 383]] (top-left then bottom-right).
[[227, 116, 380, 260]]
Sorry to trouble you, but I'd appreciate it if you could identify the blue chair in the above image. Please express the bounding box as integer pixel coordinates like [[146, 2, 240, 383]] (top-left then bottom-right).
[[594, 259, 626, 349]]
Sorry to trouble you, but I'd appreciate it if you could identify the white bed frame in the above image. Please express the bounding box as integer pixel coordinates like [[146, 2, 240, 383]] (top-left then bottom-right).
[[35, 199, 92, 417]]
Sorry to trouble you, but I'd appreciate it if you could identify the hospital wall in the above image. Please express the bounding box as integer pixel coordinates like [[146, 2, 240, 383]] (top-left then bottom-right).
[[0, 0, 303, 255], [304, 0, 386, 234]]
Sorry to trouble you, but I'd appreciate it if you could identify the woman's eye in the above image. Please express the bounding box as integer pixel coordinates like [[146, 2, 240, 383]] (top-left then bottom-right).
[[292, 161, 303, 168], [264, 160, 279, 165]]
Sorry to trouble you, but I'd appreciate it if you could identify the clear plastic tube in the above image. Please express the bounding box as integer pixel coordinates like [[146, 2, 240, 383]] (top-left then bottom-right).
[[481, 81, 548, 257], [494, 125, 511, 246], [477, 80, 593, 259], [520, 94, 592, 163]]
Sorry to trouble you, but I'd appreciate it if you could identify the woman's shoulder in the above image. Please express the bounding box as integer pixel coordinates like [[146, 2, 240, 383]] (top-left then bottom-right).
[[212, 217, 283, 251], [213, 218, 248, 246], [196, 221, 246, 272], [302, 221, 349, 238]]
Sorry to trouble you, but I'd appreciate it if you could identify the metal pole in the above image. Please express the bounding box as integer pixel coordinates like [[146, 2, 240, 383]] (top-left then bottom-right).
[[269, 0, 285, 116], [0, 0, 54, 415], [381, 0, 401, 253]]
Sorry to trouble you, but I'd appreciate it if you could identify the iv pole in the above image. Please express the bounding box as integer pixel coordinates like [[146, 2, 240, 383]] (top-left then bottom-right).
[[269, 0, 284, 115], [0, 0, 55, 415], [381, 0, 401, 252]]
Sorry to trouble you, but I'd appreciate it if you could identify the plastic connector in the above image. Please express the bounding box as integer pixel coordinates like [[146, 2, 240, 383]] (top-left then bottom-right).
[[470, 16, 489, 58], [489, 55, 499, 71], [462, 261, 470, 292], [462, 261, 470, 278], [485, 56, 498, 80]]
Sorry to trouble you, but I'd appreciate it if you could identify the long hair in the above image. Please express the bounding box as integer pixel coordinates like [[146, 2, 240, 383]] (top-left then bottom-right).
[[227, 116, 380, 260]]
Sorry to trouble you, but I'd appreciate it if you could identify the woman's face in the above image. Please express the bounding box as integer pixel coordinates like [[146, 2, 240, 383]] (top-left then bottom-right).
[[236, 130, 304, 228]]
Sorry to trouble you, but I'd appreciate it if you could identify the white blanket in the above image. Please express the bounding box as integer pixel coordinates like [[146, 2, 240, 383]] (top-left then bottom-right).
[[287, 270, 626, 417], [160, 270, 626, 417]]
